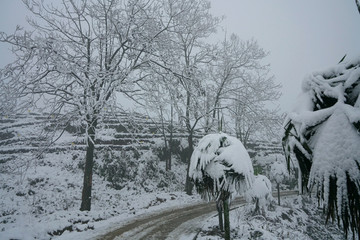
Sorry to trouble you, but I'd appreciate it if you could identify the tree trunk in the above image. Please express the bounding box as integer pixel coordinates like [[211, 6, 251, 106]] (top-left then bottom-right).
[[277, 182, 281, 206], [159, 106, 169, 171], [169, 105, 173, 171], [254, 198, 260, 215], [204, 92, 211, 133], [80, 122, 96, 211], [185, 133, 194, 195], [298, 167, 303, 195], [223, 197, 230, 240], [217, 200, 224, 232]]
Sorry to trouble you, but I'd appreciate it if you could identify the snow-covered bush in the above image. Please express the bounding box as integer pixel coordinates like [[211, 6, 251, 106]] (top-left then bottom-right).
[[152, 138, 190, 164], [282, 56, 360, 238], [96, 147, 185, 193], [190, 133, 254, 201], [96, 149, 138, 190], [269, 160, 289, 205], [189, 132, 254, 240], [135, 151, 170, 191], [269, 160, 288, 184], [245, 175, 273, 215]]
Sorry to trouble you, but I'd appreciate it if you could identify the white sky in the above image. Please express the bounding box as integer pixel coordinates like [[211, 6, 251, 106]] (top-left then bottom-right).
[[0, 0, 359, 112], [210, 0, 360, 112]]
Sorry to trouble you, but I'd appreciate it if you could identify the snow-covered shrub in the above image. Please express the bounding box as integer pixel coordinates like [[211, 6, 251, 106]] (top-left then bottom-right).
[[269, 160, 288, 185], [134, 152, 179, 192], [95, 147, 185, 192], [245, 175, 273, 215], [96, 149, 138, 190], [269, 160, 289, 205], [190, 133, 254, 200], [282, 56, 360, 238], [152, 138, 187, 163], [190, 132, 255, 240]]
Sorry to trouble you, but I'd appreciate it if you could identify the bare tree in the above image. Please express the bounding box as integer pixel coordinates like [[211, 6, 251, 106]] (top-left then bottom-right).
[[149, 0, 221, 195], [205, 35, 274, 131], [201, 34, 281, 146], [230, 69, 281, 147], [232, 101, 281, 148], [138, 71, 176, 170], [0, 0, 177, 211]]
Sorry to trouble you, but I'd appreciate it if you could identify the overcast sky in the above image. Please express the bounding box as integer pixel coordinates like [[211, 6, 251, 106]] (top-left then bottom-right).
[[0, 0, 359, 112], [210, 0, 360, 112]]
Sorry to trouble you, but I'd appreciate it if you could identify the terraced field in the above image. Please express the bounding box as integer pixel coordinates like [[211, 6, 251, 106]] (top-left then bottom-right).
[[0, 112, 283, 162]]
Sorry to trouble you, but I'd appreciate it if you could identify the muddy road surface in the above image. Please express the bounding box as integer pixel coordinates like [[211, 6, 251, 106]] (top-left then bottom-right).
[[98, 191, 298, 240]]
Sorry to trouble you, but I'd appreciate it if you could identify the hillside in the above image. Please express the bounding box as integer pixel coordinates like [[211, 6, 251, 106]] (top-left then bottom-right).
[[0, 112, 290, 239], [0, 112, 282, 155]]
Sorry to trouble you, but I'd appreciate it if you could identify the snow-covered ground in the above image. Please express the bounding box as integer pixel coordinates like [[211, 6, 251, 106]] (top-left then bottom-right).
[[0, 150, 200, 240], [0, 148, 346, 240], [0, 115, 347, 239], [196, 195, 344, 240]]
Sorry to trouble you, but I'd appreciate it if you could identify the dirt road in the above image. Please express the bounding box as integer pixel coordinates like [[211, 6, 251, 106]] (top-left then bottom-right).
[[98, 191, 298, 240]]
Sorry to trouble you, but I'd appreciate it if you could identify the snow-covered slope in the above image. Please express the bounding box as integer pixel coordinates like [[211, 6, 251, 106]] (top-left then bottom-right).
[[0, 113, 292, 239]]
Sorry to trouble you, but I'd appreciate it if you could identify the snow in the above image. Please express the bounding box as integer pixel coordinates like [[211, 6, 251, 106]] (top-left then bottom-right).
[[196, 195, 345, 240], [291, 90, 314, 113], [289, 106, 333, 135], [0, 143, 197, 240], [165, 211, 216, 240], [287, 56, 360, 182], [245, 175, 273, 214], [308, 104, 360, 212], [269, 160, 288, 184], [283, 55, 360, 237], [246, 175, 272, 200], [189, 132, 254, 198], [285, 56, 360, 164], [0, 113, 348, 239]]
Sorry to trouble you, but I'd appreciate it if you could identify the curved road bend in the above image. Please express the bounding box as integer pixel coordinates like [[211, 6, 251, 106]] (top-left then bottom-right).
[[98, 191, 298, 240]]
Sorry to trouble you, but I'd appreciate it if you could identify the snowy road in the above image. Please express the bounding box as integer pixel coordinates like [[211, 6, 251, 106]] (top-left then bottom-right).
[[98, 191, 298, 240]]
